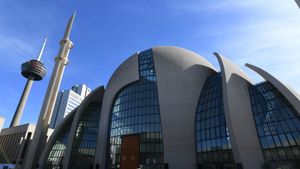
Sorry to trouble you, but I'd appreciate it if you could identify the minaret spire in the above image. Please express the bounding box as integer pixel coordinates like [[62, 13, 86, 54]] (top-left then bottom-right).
[[63, 12, 76, 40], [23, 13, 76, 169]]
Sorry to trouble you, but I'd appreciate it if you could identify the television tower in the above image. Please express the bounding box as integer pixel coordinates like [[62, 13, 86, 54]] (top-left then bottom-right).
[[10, 38, 47, 127], [23, 12, 76, 169]]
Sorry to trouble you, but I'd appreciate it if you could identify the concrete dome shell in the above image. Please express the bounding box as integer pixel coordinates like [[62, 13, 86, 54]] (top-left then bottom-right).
[[152, 46, 216, 72], [95, 46, 218, 169], [106, 46, 217, 89], [213, 53, 265, 169], [245, 63, 300, 116]]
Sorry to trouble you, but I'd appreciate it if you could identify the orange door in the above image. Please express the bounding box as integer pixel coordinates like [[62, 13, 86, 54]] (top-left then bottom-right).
[[120, 135, 140, 169]]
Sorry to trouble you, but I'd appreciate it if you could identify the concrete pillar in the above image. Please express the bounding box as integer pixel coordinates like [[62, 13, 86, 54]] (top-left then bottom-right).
[[10, 79, 33, 127]]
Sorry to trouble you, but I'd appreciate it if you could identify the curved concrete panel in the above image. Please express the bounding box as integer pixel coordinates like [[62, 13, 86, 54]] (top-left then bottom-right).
[[214, 53, 264, 169], [94, 53, 139, 169], [63, 86, 105, 167], [153, 46, 216, 169], [38, 109, 76, 168], [245, 63, 300, 115]]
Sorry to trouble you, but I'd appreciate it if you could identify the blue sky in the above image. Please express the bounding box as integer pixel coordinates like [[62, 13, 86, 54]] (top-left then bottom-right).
[[0, 0, 300, 127]]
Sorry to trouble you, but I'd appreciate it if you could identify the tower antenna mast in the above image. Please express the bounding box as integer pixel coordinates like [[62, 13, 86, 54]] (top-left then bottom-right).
[[10, 38, 47, 127]]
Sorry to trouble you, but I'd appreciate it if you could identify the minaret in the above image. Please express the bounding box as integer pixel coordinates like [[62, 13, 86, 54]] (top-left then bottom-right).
[[23, 13, 76, 169], [10, 38, 47, 127]]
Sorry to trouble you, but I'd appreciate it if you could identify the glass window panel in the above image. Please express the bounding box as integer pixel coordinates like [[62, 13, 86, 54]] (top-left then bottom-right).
[[260, 137, 268, 149], [277, 149, 287, 160], [45, 114, 74, 169], [273, 135, 282, 147], [293, 132, 300, 145], [249, 82, 300, 162], [266, 136, 275, 148], [280, 121, 290, 133], [195, 74, 234, 164], [293, 119, 300, 131], [257, 125, 264, 136], [285, 148, 295, 160], [286, 133, 296, 146], [265, 150, 272, 161], [292, 147, 300, 159], [58, 103, 98, 169], [107, 49, 164, 168]]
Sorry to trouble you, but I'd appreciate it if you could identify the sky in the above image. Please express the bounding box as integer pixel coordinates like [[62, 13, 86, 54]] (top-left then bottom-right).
[[0, 0, 300, 128]]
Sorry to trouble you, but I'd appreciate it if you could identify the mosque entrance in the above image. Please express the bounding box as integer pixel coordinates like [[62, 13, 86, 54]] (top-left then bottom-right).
[[120, 134, 140, 169]]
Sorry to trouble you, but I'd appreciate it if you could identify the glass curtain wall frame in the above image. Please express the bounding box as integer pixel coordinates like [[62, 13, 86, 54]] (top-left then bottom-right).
[[107, 49, 164, 169], [68, 101, 102, 169], [195, 73, 235, 165], [249, 82, 300, 162], [45, 115, 74, 169]]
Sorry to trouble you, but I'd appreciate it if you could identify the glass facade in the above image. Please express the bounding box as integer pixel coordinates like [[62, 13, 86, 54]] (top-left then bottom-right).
[[195, 74, 234, 164], [249, 82, 300, 162], [107, 49, 164, 169], [45, 114, 74, 169], [68, 102, 102, 169]]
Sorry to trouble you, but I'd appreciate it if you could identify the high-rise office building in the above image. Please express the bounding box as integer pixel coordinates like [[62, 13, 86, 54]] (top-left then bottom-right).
[[49, 84, 90, 129]]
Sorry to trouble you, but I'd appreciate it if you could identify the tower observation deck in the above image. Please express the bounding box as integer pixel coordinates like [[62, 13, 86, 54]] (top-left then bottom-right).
[[10, 38, 47, 127], [21, 59, 46, 81]]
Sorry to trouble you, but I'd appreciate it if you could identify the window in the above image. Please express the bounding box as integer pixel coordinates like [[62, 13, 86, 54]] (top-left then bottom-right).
[[107, 49, 164, 169], [249, 82, 300, 162], [68, 102, 102, 169], [45, 115, 74, 169], [195, 73, 234, 164]]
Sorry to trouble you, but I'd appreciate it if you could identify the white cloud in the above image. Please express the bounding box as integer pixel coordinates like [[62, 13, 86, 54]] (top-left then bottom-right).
[[180, 0, 300, 92], [220, 1, 300, 92], [169, 0, 293, 14], [0, 35, 35, 60]]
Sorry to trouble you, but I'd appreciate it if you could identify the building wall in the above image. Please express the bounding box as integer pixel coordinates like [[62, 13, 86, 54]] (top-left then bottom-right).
[[152, 46, 216, 169], [215, 53, 265, 169], [38, 46, 300, 169], [105, 49, 165, 168], [94, 46, 216, 169], [0, 124, 34, 166], [95, 53, 139, 169], [0, 124, 53, 169]]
